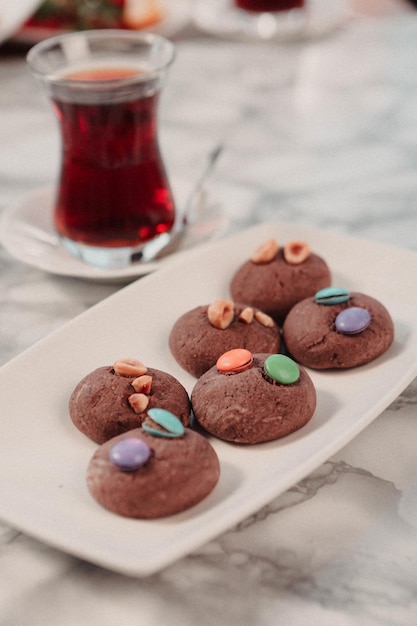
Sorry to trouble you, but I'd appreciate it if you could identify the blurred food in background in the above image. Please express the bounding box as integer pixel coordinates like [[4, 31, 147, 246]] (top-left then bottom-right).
[[19, 0, 165, 39]]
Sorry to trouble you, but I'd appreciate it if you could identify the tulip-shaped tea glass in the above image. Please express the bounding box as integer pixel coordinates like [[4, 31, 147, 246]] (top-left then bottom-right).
[[27, 30, 176, 269], [233, 0, 306, 39], [193, 0, 349, 42]]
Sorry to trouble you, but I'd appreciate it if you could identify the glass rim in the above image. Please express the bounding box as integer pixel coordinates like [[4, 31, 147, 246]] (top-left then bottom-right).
[[26, 29, 175, 87]]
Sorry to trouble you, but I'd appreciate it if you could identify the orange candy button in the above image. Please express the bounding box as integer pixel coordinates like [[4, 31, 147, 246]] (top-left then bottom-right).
[[216, 348, 253, 373]]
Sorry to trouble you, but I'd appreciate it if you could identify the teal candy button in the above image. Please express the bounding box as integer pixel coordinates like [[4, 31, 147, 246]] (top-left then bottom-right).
[[264, 354, 300, 385], [143, 408, 185, 439], [315, 287, 350, 306]]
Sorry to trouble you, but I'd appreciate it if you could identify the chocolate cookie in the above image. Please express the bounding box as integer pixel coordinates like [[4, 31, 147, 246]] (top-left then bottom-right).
[[169, 300, 280, 378], [191, 350, 316, 444], [87, 409, 220, 518], [282, 288, 394, 369], [230, 238, 331, 325], [69, 358, 191, 443]]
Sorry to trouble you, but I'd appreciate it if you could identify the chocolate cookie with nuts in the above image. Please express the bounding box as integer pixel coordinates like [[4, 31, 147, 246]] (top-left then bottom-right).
[[69, 358, 191, 443], [230, 238, 331, 325], [169, 300, 280, 378], [86, 409, 220, 518]]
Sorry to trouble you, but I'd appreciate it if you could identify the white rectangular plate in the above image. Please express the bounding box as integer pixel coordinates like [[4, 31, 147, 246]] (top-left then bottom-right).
[[1, 222, 416, 577]]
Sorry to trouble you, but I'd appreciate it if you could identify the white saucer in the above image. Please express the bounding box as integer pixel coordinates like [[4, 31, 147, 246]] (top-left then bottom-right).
[[0, 184, 229, 283], [193, 0, 352, 43]]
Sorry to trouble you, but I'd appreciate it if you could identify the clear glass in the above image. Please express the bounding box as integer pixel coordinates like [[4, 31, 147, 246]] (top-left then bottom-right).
[[27, 30, 176, 269]]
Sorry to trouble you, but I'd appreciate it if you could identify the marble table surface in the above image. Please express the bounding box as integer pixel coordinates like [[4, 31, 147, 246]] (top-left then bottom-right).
[[1, 2, 417, 624]]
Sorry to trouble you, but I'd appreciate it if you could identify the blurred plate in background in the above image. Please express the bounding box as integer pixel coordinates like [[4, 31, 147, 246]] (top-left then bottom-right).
[[0, 0, 41, 45], [12, 0, 191, 44]]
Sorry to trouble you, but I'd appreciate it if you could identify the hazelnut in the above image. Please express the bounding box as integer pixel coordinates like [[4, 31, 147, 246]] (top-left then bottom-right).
[[113, 358, 148, 377], [283, 241, 310, 264], [131, 375, 153, 394], [255, 310, 275, 328], [128, 393, 149, 414], [207, 299, 235, 330], [251, 239, 279, 264], [239, 307, 254, 324]]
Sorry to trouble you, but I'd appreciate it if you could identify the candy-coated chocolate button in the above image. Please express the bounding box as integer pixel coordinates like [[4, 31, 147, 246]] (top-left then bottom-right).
[[315, 287, 350, 306], [143, 408, 185, 438], [216, 348, 253, 373], [264, 354, 300, 384], [109, 438, 151, 471], [335, 307, 371, 334]]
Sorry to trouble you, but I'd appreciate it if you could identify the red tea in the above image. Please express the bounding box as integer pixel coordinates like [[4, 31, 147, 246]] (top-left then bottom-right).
[[235, 0, 305, 11], [52, 66, 175, 249]]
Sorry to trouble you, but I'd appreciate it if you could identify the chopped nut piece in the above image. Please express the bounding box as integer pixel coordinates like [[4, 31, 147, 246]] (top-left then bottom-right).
[[239, 307, 254, 324], [255, 310, 275, 328], [113, 358, 148, 377], [283, 241, 310, 264], [131, 374, 153, 394], [207, 299, 235, 330], [128, 393, 150, 414], [251, 239, 279, 264]]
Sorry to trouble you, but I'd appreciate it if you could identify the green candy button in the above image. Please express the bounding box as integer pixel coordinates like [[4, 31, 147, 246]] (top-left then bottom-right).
[[264, 354, 300, 385], [315, 287, 350, 306], [143, 408, 185, 438]]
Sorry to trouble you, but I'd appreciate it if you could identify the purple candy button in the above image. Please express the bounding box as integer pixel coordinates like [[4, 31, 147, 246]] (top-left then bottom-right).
[[109, 437, 151, 472], [335, 307, 371, 335]]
